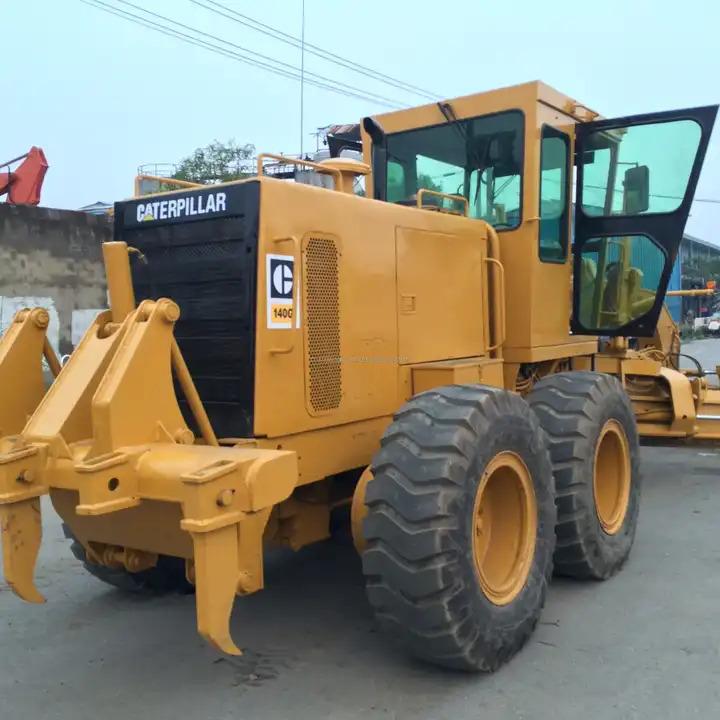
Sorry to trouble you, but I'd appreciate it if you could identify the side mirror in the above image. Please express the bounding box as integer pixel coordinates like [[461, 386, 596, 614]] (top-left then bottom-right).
[[623, 164, 650, 214]]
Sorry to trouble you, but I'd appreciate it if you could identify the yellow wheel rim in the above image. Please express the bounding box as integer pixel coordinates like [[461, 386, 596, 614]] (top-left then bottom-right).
[[593, 419, 631, 535], [351, 466, 373, 554], [472, 451, 537, 606]]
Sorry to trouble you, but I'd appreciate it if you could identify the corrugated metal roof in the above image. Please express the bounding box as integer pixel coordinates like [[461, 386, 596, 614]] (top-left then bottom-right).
[[78, 201, 112, 216], [683, 233, 720, 253]]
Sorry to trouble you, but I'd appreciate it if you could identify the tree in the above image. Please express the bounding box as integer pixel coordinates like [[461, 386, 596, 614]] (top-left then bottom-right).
[[417, 172, 442, 193], [172, 139, 255, 184]]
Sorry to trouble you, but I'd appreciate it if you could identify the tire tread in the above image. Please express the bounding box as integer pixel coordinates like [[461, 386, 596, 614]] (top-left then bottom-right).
[[362, 384, 556, 671], [528, 371, 641, 580]]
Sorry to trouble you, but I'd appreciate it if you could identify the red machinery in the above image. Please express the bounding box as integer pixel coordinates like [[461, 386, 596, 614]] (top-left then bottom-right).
[[0, 147, 48, 205]]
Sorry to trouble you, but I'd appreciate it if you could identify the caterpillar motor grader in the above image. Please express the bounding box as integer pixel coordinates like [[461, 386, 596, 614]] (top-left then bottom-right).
[[1, 81, 718, 672]]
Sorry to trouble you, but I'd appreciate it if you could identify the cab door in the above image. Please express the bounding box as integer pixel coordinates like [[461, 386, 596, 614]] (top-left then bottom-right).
[[572, 105, 717, 337]]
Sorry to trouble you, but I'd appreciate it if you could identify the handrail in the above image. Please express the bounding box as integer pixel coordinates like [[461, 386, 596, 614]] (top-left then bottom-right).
[[484, 258, 506, 354], [133, 174, 203, 198], [416, 188, 469, 216], [485, 226, 506, 359], [256, 153, 342, 190]]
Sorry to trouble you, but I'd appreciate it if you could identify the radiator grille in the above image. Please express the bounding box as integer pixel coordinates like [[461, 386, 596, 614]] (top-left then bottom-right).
[[304, 237, 341, 413], [120, 182, 260, 438]]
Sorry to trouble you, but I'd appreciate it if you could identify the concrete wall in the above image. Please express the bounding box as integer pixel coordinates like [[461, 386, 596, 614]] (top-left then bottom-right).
[[0, 204, 110, 355]]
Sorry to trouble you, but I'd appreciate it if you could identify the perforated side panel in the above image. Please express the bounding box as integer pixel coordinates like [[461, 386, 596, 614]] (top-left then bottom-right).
[[304, 237, 341, 413]]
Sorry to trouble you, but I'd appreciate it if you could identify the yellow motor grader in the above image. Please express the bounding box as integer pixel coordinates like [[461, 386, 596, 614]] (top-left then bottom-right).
[[1, 80, 718, 671]]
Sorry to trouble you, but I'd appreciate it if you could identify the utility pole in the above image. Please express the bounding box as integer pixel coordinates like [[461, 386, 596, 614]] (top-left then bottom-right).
[[300, 0, 306, 159]]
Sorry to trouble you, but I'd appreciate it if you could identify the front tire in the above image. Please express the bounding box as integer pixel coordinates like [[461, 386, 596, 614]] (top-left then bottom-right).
[[361, 385, 556, 672], [63, 524, 192, 594]]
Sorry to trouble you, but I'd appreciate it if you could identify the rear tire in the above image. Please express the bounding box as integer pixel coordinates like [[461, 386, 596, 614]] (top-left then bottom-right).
[[63, 524, 192, 594], [361, 385, 556, 672], [527, 371, 640, 580]]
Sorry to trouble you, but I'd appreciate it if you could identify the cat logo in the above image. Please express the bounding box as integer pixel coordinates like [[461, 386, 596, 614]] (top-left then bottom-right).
[[266, 254, 297, 329]]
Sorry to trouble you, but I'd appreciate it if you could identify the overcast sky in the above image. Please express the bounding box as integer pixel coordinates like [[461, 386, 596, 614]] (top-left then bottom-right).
[[2, 0, 718, 241]]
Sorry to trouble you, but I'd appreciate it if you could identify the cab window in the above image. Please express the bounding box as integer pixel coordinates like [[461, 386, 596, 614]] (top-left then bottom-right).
[[538, 126, 569, 262], [384, 110, 524, 229], [387, 160, 406, 203], [578, 234, 666, 329], [581, 119, 702, 217]]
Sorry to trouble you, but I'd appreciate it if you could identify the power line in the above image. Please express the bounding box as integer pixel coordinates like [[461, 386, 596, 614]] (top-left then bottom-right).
[[188, 0, 440, 102], [79, 0, 404, 109], [109, 0, 404, 109], [299, 0, 305, 158], [668, 196, 720, 205], [80, 0, 314, 90], [72, 2, 720, 206], [584, 181, 720, 206]]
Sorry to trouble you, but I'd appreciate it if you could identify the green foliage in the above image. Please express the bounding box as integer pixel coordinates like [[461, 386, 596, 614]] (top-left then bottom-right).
[[705, 257, 720, 277], [680, 324, 706, 341], [417, 173, 442, 193], [416, 173, 466, 212], [172, 139, 255, 184]]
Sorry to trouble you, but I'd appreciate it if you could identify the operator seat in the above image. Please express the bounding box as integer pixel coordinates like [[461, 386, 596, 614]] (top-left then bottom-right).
[[579, 256, 598, 325]]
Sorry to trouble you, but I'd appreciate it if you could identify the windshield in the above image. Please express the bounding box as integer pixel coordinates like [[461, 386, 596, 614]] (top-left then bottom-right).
[[383, 110, 524, 228]]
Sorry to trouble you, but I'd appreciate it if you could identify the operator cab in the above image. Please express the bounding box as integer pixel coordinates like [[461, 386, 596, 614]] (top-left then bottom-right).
[[362, 82, 716, 350]]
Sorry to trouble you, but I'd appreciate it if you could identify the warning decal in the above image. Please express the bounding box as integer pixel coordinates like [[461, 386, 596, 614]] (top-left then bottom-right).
[[266, 254, 296, 329]]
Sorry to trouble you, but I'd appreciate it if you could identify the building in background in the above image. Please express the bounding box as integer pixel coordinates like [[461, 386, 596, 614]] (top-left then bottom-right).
[[674, 233, 720, 323], [78, 200, 112, 216]]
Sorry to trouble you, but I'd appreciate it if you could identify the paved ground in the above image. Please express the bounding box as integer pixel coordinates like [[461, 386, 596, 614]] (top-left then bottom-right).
[[681, 338, 720, 380], [1, 444, 719, 720]]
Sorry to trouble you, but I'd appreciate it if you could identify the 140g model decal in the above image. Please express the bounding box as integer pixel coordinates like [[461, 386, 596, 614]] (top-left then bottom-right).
[[266, 254, 298, 329]]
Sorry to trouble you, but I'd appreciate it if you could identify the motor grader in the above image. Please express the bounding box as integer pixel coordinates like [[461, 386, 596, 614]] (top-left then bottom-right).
[[1, 81, 718, 672]]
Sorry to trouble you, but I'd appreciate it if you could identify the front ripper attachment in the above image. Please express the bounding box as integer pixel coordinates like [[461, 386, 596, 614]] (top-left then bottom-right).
[[0, 446, 45, 604], [0, 496, 44, 604], [0, 307, 60, 438], [0, 298, 298, 655], [0, 308, 60, 603]]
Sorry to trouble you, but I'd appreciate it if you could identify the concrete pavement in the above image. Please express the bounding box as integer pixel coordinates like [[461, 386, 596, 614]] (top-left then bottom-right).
[[681, 338, 720, 381], [2, 444, 719, 719]]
